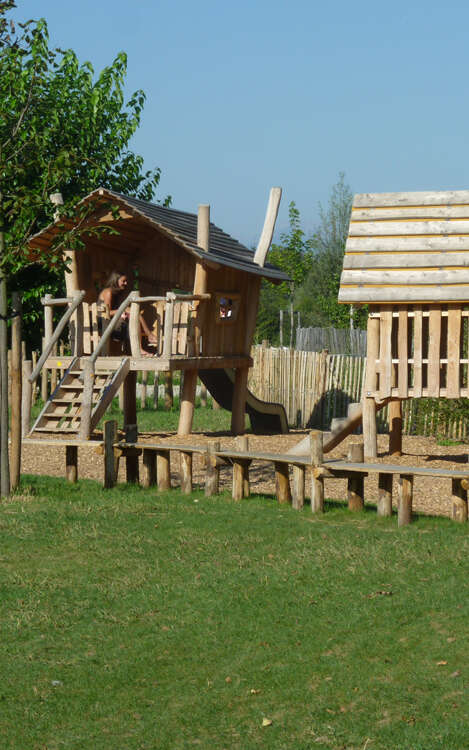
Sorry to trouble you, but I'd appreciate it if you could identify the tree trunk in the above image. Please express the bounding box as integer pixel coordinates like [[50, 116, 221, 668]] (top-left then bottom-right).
[[0, 194, 10, 496]]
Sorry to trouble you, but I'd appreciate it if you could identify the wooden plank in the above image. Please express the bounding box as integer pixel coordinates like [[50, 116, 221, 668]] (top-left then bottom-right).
[[447, 305, 462, 398], [412, 306, 423, 397], [338, 286, 469, 304], [345, 236, 469, 252], [397, 309, 408, 398], [353, 190, 469, 207], [343, 252, 469, 269], [349, 220, 469, 237], [351, 205, 469, 220], [427, 307, 441, 397], [379, 305, 393, 398], [341, 269, 469, 285], [323, 459, 469, 479]]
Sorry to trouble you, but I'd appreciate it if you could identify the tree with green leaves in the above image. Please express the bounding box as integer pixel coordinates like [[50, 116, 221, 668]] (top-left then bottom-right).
[[0, 1, 166, 494], [255, 201, 313, 344], [295, 173, 366, 329]]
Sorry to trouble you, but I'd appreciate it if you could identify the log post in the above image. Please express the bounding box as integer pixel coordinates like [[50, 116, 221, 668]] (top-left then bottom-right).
[[157, 450, 171, 491], [204, 440, 220, 497], [363, 313, 380, 458], [310, 430, 324, 513], [362, 398, 377, 459], [347, 442, 365, 512], [200, 382, 207, 408], [129, 299, 141, 357], [104, 419, 118, 488], [10, 293, 22, 490], [79, 358, 95, 440], [274, 461, 291, 505], [180, 451, 193, 494], [398, 474, 413, 527], [21, 359, 32, 437], [236, 435, 250, 497], [231, 366, 248, 435], [178, 204, 209, 435], [41, 336, 48, 402], [377, 473, 393, 517], [123, 370, 137, 428], [141, 370, 148, 407], [291, 464, 305, 510], [163, 371, 173, 410], [142, 449, 157, 488], [451, 478, 468, 523], [389, 399, 403, 456], [66, 445, 78, 483], [125, 424, 139, 484]]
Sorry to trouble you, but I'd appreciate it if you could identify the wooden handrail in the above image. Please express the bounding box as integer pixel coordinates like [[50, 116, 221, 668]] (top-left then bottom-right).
[[40, 296, 76, 306], [29, 290, 85, 383], [89, 290, 137, 365]]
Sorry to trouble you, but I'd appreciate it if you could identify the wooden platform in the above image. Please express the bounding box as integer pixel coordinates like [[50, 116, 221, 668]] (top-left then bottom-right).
[[45, 355, 252, 372]]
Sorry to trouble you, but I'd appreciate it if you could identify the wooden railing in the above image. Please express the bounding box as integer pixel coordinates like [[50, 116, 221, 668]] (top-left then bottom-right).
[[29, 291, 85, 383]]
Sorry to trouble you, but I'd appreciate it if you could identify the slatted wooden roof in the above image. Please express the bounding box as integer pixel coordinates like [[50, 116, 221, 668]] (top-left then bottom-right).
[[338, 190, 469, 304], [29, 188, 289, 283]]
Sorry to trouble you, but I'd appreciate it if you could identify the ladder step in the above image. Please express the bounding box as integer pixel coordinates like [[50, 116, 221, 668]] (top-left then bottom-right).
[[33, 427, 79, 433]]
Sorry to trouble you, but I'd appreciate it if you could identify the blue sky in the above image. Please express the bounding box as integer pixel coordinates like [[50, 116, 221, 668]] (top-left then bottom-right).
[[12, 0, 469, 246]]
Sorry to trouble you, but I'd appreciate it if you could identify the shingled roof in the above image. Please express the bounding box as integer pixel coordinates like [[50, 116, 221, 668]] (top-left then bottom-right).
[[29, 188, 289, 283], [339, 189, 469, 304]]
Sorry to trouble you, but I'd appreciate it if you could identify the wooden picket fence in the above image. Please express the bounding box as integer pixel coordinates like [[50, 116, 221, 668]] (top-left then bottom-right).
[[249, 345, 469, 438]]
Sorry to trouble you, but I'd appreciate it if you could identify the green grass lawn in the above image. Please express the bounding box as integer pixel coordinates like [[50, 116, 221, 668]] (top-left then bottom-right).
[[1, 478, 468, 749]]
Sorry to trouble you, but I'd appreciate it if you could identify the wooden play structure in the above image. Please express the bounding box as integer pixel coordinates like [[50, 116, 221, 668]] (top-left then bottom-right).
[[337, 189, 469, 459], [26, 187, 289, 438]]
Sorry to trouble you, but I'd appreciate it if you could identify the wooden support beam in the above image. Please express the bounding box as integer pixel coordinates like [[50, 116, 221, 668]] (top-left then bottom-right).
[[236, 436, 250, 497], [178, 370, 198, 435], [398, 474, 413, 527], [310, 430, 324, 513], [66, 445, 78, 483], [157, 450, 171, 491], [123, 370, 137, 429], [274, 461, 291, 505], [142, 449, 157, 488], [363, 397, 377, 459], [377, 473, 393, 517], [451, 478, 468, 523], [125, 424, 139, 484], [231, 366, 248, 435], [180, 451, 193, 494], [78, 358, 95, 440], [204, 440, 220, 497], [389, 399, 403, 456], [21, 359, 32, 437], [10, 293, 22, 490], [104, 420, 118, 488], [347, 442, 365, 512], [291, 465, 305, 510]]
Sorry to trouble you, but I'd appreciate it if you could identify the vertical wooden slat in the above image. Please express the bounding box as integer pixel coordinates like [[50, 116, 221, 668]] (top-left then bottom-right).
[[397, 308, 408, 398], [379, 306, 393, 398], [413, 306, 423, 397], [427, 306, 441, 398], [82, 302, 91, 354], [447, 304, 462, 398]]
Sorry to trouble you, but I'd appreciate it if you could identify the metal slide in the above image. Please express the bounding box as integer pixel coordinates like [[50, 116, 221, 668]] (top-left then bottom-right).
[[198, 369, 288, 434]]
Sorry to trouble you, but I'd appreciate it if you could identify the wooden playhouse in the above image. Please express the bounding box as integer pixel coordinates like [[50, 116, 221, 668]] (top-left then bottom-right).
[[339, 189, 469, 456], [27, 187, 289, 438]]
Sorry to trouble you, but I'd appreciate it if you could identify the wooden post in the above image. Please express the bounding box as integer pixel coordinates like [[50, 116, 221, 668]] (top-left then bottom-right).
[[79, 358, 95, 440], [310, 430, 324, 513], [377, 473, 393, 517], [157, 450, 171, 491], [205, 440, 220, 497], [104, 419, 119, 488], [347, 442, 365, 512], [123, 370, 137, 428], [129, 299, 141, 357], [231, 366, 248, 435], [275, 461, 291, 505], [163, 371, 173, 410], [363, 313, 380, 457], [398, 474, 413, 527], [142, 449, 157, 488], [451, 478, 468, 523], [21, 360, 32, 437], [236, 435, 250, 498], [291, 464, 305, 510], [66, 445, 78, 483], [389, 399, 403, 456], [178, 205, 209, 435], [232, 458, 244, 501], [125, 424, 139, 484], [41, 336, 48, 402], [200, 382, 207, 408], [141, 370, 148, 407], [31, 350, 38, 404], [180, 451, 193, 494], [10, 293, 22, 490]]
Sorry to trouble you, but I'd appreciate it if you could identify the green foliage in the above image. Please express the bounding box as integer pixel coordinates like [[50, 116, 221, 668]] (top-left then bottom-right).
[[0, 2, 167, 349], [1, 478, 468, 748], [295, 173, 367, 329]]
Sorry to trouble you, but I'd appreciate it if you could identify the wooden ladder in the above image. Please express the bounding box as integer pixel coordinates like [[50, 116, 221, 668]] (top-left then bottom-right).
[[29, 357, 130, 437]]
